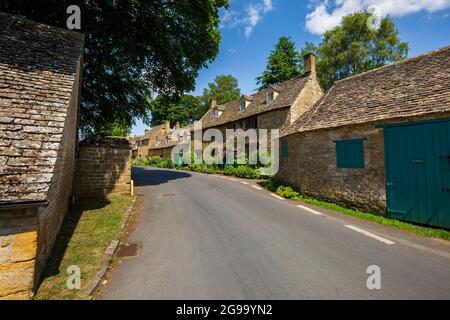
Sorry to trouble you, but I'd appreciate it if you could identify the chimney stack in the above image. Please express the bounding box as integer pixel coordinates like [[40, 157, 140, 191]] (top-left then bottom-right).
[[303, 53, 316, 77], [164, 120, 170, 133], [210, 98, 217, 110]]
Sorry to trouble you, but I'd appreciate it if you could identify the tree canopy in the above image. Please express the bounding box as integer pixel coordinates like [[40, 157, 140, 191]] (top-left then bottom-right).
[[303, 11, 409, 90], [199, 74, 241, 109], [149, 95, 203, 128], [0, 0, 228, 135], [256, 36, 302, 90]]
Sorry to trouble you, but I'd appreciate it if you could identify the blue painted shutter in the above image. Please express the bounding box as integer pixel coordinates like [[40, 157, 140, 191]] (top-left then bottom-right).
[[281, 138, 289, 158], [335, 139, 364, 168]]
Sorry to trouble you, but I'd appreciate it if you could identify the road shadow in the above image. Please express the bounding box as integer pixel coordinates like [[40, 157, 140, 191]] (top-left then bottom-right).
[[132, 167, 191, 187]]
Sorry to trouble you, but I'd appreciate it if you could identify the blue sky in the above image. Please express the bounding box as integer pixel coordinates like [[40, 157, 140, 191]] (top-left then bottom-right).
[[132, 0, 450, 136]]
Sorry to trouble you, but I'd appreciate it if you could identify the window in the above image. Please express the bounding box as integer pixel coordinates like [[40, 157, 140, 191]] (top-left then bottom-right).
[[267, 91, 274, 103], [245, 117, 258, 129], [335, 139, 365, 168], [281, 138, 289, 158], [240, 99, 246, 111]]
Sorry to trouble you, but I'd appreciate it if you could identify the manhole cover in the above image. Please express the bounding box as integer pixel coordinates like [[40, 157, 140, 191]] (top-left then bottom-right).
[[162, 193, 175, 197], [116, 242, 141, 258]]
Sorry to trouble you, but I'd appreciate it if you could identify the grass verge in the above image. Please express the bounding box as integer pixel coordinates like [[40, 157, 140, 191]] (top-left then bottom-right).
[[34, 195, 134, 300], [261, 180, 450, 241]]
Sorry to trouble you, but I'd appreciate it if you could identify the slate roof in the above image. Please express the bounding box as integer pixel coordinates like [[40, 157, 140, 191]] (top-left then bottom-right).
[[282, 46, 450, 136], [0, 12, 84, 204], [200, 76, 310, 129]]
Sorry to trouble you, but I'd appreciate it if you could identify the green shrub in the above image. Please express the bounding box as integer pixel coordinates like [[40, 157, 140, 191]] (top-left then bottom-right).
[[233, 165, 260, 179], [223, 165, 236, 176], [132, 157, 149, 166], [262, 178, 278, 192], [159, 158, 174, 169], [149, 156, 162, 166], [187, 163, 203, 172], [201, 164, 217, 174], [275, 185, 299, 199]]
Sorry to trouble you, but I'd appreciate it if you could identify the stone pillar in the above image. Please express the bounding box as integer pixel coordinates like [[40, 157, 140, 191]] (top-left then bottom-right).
[[0, 207, 38, 300]]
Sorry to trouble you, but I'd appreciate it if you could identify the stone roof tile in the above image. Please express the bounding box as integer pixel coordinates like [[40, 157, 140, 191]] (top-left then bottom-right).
[[200, 76, 310, 129], [0, 12, 84, 203], [282, 46, 450, 136]]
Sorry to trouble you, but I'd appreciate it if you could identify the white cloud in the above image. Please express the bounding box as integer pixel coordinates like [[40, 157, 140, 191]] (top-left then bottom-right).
[[220, 0, 275, 38], [244, 4, 263, 37], [263, 0, 274, 12], [305, 0, 450, 34]]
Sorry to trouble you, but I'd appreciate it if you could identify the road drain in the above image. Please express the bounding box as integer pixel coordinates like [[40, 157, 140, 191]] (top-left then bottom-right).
[[116, 242, 141, 259]]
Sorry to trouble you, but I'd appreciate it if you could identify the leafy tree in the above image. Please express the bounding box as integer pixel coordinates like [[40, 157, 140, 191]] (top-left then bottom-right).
[[302, 11, 408, 90], [149, 94, 203, 127], [200, 74, 241, 110], [0, 0, 228, 135], [256, 36, 302, 90], [95, 119, 131, 138]]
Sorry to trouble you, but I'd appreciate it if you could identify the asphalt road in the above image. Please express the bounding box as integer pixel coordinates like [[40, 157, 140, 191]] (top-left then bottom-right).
[[100, 167, 450, 299]]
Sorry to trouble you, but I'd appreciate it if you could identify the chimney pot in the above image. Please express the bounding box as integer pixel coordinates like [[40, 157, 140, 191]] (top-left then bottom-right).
[[164, 120, 170, 133], [303, 53, 316, 77], [210, 99, 217, 109]]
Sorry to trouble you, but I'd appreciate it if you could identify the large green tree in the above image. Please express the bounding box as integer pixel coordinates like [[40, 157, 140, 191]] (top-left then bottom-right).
[[256, 36, 302, 90], [95, 120, 131, 138], [200, 74, 241, 110], [0, 0, 228, 135], [303, 11, 408, 90], [149, 95, 203, 127]]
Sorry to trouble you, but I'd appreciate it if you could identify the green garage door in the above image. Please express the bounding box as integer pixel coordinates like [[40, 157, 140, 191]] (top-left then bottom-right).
[[384, 119, 450, 229]]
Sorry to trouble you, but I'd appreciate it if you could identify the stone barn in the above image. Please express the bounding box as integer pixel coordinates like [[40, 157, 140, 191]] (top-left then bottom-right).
[[0, 12, 84, 299], [277, 46, 450, 229]]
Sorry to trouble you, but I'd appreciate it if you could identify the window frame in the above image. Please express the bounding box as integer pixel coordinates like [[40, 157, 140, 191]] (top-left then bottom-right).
[[334, 138, 365, 169], [240, 99, 246, 111]]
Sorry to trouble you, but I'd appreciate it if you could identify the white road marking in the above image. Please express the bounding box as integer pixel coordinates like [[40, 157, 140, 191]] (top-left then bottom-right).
[[252, 185, 263, 190], [296, 205, 323, 216], [241, 181, 249, 185], [270, 193, 284, 200], [344, 225, 395, 245]]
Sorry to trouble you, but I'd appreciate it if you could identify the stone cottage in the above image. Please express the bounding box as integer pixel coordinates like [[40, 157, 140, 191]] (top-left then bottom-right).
[[147, 123, 192, 159], [0, 12, 84, 299], [277, 46, 450, 229], [131, 120, 192, 159], [195, 53, 323, 156], [131, 121, 170, 158]]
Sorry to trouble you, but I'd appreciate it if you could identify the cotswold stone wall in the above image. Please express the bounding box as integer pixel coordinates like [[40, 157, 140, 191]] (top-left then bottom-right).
[[148, 146, 175, 159], [0, 208, 38, 300], [277, 123, 387, 214], [0, 59, 81, 300], [257, 108, 290, 131], [35, 61, 81, 283], [276, 112, 450, 214], [73, 137, 131, 201], [289, 76, 323, 125]]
